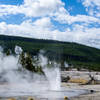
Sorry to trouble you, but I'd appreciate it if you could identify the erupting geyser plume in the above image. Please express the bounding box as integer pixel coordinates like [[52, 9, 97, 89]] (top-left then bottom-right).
[[39, 54, 61, 91]]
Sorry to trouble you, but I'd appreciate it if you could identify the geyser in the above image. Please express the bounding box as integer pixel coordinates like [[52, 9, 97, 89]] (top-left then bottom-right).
[[43, 66, 61, 91], [39, 55, 61, 91]]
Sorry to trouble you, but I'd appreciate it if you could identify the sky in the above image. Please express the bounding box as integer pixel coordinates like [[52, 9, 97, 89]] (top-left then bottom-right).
[[0, 0, 100, 49]]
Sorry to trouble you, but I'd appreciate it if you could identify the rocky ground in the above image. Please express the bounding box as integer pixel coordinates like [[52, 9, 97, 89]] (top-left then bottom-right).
[[61, 71, 100, 100], [61, 71, 100, 84], [69, 84, 100, 100]]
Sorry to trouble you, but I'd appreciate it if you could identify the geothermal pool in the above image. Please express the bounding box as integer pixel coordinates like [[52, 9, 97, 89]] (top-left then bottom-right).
[[0, 82, 88, 99]]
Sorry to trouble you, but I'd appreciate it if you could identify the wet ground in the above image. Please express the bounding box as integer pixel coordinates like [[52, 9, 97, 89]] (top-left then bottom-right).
[[0, 83, 88, 100]]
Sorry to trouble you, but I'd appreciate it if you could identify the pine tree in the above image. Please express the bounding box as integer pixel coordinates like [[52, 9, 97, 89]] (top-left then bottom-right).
[[6, 49, 11, 56]]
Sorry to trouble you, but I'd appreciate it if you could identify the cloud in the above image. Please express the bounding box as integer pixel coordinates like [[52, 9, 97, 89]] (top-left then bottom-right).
[[0, 0, 100, 49], [0, 0, 100, 24], [0, 0, 65, 17], [54, 13, 100, 24], [82, 0, 100, 7], [82, 0, 100, 17], [34, 17, 53, 28], [0, 18, 100, 49]]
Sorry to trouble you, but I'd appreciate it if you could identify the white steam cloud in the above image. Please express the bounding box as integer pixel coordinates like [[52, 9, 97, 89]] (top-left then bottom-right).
[[0, 46, 61, 91]]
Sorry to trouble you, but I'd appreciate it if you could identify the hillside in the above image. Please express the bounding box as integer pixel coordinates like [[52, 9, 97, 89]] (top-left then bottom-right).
[[0, 35, 100, 71]]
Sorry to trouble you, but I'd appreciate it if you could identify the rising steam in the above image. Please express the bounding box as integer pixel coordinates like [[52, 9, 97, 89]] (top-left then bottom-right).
[[0, 46, 88, 99], [0, 46, 61, 91]]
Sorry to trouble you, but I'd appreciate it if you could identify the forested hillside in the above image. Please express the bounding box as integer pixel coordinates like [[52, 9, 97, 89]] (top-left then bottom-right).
[[0, 35, 100, 71]]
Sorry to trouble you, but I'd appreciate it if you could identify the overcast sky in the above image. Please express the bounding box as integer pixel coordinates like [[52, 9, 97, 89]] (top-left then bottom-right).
[[0, 0, 100, 48]]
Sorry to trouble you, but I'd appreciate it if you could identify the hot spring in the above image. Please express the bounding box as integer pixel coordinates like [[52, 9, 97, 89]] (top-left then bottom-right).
[[0, 48, 88, 100]]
